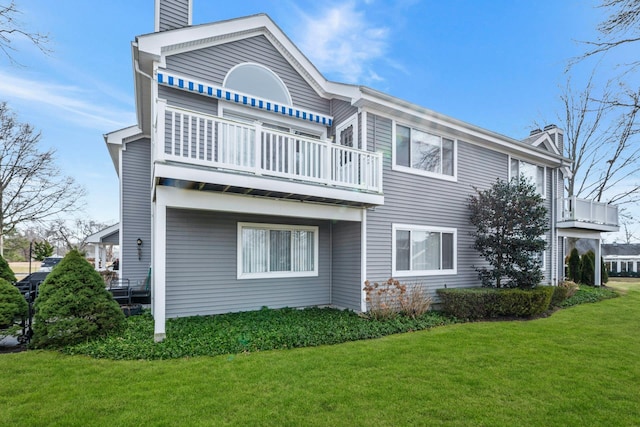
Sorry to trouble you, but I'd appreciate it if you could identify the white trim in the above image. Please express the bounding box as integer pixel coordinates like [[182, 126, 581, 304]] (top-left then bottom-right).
[[154, 185, 365, 222], [391, 223, 458, 277], [153, 162, 384, 206], [219, 101, 328, 138], [392, 120, 458, 182], [152, 196, 167, 342], [361, 110, 367, 151], [354, 91, 568, 166], [360, 209, 367, 312], [236, 222, 319, 280], [335, 113, 359, 149], [223, 62, 293, 106], [509, 156, 547, 199]]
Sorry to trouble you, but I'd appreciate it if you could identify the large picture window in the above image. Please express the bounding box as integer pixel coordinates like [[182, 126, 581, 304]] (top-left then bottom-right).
[[392, 224, 457, 276], [395, 124, 456, 180], [238, 222, 318, 279], [510, 158, 545, 197]]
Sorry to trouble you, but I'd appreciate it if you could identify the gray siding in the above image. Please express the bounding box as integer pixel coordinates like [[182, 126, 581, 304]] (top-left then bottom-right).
[[158, 0, 189, 32], [165, 209, 331, 318], [331, 221, 361, 310], [121, 138, 152, 282], [102, 231, 119, 245], [165, 35, 330, 114], [159, 85, 218, 115], [365, 113, 508, 295], [331, 99, 357, 138]]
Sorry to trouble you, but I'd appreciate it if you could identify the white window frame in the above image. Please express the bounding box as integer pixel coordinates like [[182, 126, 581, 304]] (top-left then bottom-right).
[[509, 156, 546, 198], [392, 121, 458, 182], [335, 113, 359, 149], [237, 222, 319, 280], [392, 224, 457, 277], [219, 102, 328, 139], [534, 235, 547, 271]]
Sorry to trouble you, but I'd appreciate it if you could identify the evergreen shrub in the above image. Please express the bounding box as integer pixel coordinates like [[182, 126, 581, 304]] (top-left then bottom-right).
[[32, 250, 125, 348], [437, 286, 554, 320], [0, 254, 16, 283], [0, 278, 28, 330]]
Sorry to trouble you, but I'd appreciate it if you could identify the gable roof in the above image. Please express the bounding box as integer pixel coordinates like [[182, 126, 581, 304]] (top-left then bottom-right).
[[126, 13, 570, 168], [602, 243, 640, 256]]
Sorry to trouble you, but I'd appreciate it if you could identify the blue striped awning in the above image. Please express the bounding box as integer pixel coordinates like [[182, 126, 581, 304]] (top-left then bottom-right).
[[157, 71, 333, 126]]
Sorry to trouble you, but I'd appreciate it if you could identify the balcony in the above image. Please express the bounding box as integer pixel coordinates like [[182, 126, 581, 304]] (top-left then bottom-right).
[[154, 104, 383, 206], [557, 197, 619, 233]]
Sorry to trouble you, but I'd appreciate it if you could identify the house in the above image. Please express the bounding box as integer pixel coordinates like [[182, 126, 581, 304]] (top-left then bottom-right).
[[603, 243, 640, 277], [104, 0, 620, 341]]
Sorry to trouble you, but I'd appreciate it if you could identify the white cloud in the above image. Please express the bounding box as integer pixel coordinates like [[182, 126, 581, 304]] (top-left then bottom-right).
[[0, 70, 135, 130], [295, 2, 390, 84]]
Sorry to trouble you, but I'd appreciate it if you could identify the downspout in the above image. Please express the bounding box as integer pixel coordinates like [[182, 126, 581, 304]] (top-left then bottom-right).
[[551, 168, 556, 285], [135, 59, 153, 81]]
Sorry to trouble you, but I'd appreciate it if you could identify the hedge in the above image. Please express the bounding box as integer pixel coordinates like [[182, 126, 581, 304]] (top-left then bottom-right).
[[436, 286, 554, 320]]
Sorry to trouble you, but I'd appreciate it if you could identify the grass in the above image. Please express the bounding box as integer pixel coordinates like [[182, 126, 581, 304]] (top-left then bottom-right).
[[0, 281, 638, 426]]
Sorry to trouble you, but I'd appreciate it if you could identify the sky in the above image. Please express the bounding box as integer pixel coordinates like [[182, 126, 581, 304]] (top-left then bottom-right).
[[1, 0, 637, 241]]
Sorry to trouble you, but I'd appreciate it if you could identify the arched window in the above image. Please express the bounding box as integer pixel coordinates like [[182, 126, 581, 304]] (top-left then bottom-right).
[[223, 63, 292, 105]]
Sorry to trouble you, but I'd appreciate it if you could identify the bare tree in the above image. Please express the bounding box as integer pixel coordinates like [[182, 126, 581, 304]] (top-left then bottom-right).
[[576, 0, 640, 68], [0, 0, 50, 63], [45, 218, 107, 255], [561, 74, 640, 205], [0, 102, 85, 256]]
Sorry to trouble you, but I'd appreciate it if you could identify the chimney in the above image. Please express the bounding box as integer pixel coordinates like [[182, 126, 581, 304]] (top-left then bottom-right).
[[529, 128, 542, 136], [155, 0, 192, 32], [543, 124, 564, 151]]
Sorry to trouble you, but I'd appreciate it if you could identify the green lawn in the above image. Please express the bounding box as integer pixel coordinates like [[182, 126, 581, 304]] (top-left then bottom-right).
[[1, 282, 639, 426]]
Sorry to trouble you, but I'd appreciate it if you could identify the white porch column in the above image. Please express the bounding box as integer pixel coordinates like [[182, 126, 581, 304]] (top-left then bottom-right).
[[94, 245, 100, 269], [153, 190, 167, 342], [595, 239, 602, 287], [360, 208, 367, 312]]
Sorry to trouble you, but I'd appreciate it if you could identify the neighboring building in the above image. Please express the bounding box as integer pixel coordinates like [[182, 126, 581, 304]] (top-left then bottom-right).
[[104, 0, 620, 341], [603, 244, 640, 277], [86, 223, 120, 271]]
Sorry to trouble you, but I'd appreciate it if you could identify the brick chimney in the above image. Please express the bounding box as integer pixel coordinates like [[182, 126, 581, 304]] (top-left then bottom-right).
[[155, 0, 192, 32]]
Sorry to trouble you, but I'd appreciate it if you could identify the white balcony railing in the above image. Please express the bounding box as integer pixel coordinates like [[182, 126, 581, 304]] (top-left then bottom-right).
[[157, 104, 382, 193], [559, 197, 619, 227]]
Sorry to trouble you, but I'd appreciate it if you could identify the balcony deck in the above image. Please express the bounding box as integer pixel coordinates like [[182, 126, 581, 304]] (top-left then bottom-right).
[[557, 197, 619, 233], [154, 104, 383, 206]]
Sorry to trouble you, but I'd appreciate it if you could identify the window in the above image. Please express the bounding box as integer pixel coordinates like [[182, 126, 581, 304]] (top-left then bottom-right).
[[392, 224, 456, 276], [224, 63, 292, 105], [238, 222, 318, 279], [510, 158, 546, 197], [394, 124, 456, 179], [533, 236, 547, 271]]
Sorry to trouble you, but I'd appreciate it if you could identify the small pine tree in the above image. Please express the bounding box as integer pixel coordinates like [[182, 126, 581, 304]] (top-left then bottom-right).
[[580, 250, 596, 286], [32, 250, 125, 348], [568, 248, 581, 283], [0, 254, 16, 283], [0, 278, 28, 331], [601, 256, 609, 284], [32, 240, 54, 261]]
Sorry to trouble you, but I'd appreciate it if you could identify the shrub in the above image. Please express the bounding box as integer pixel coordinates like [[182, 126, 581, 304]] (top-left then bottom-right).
[[437, 286, 554, 320], [601, 257, 609, 284], [363, 278, 432, 320], [568, 248, 581, 283], [0, 278, 28, 332], [561, 285, 618, 307], [0, 253, 16, 283], [31, 250, 125, 348], [560, 280, 579, 298], [581, 250, 595, 286], [468, 177, 547, 289]]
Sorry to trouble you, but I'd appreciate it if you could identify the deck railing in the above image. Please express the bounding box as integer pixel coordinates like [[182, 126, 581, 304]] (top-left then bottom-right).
[[156, 104, 383, 193], [559, 196, 619, 226]]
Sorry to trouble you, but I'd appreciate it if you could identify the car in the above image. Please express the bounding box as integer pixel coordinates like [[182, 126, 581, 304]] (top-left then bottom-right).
[[39, 256, 63, 272]]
